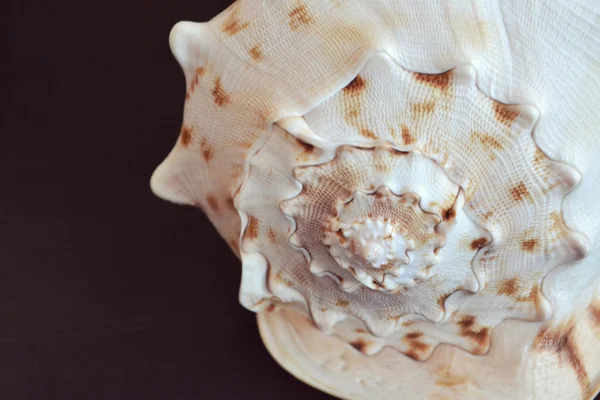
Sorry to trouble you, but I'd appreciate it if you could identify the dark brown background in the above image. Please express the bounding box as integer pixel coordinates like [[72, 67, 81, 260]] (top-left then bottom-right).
[[3, 0, 332, 398]]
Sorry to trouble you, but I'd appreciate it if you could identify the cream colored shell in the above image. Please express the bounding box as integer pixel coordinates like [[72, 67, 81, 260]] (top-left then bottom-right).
[[150, 1, 600, 399]]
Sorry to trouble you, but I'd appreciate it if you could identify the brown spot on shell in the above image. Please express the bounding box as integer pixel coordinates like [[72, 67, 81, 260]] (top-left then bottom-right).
[[541, 181, 562, 195], [533, 148, 547, 166], [470, 237, 488, 250], [187, 67, 205, 100], [413, 71, 452, 91], [510, 181, 533, 203], [438, 294, 447, 309], [493, 101, 520, 127], [405, 332, 423, 339], [401, 125, 415, 145], [350, 339, 368, 353], [458, 315, 476, 329], [345, 108, 359, 124], [274, 272, 294, 287], [336, 230, 348, 245], [299, 141, 315, 154], [240, 140, 253, 150], [435, 368, 470, 388], [180, 126, 192, 147], [408, 340, 429, 353], [267, 227, 277, 243], [360, 129, 378, 140], [476, 133, 502, 150], [390, 148, 409, 157], [411, 101, 436, 116], [498, 277, 519, 297], [375, 161, 390, 173], [246, 216, 260, 239], [371, 279, 384, 289], [289, 3, 313, 31], [336, 299, 350, 307], [212, 78, 231, 107], [207, 195, 219, 213], [200, 137, 214, 163], [533, 322, 590, 396], [379, 261, 395, 271], [457, 316, 490, 347], [482, 211, 494, 220], [389, 126, 400, 141], [471, 132, 503, 160], [516, 284, 544, 317], [355, 329, 368, 334], [444, 207, 456, 221], [340, 80, 377, 139], [221, 5, 249, 35], [343, 75, 366, 96], [549, 211, 567, 237], [521, 239, 538, 252], [266, 303, 276, 313], [249, 45, 263, 62], [402, 332, 430, 359], [294, 137, 316, 161], [466, 328, 490, 348], [430, 394, 453, 400], [588, 301, 600, 328], [349, 239, 358, 254]]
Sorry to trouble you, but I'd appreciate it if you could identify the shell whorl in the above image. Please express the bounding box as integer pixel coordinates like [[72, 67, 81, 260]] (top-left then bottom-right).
[[321, 189, 441, 292], [237, 53, 588, 359], [283, 149, 455, 294]]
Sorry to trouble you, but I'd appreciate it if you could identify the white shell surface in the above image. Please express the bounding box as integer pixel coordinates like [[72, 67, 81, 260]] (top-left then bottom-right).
[[258, 299, 600, 400], [151, 0, 600, 398]]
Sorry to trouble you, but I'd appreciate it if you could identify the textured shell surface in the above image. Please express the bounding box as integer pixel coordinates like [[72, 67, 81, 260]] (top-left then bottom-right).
[[151, 0, 600, 399]]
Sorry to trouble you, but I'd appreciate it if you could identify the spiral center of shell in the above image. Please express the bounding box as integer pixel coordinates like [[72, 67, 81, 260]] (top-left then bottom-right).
[[326, 218, 411, 288], [345, 219, 409, 267], [319, 188, 444, 292]]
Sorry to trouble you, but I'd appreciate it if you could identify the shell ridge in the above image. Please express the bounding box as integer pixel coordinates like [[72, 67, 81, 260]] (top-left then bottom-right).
[[270, 138, 483, 354], [238, 47, 592, 359], [273, 124, 460, 340]]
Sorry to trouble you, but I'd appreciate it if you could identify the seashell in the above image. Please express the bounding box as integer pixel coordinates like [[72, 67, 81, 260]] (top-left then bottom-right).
[[150, 1, 600, 399]]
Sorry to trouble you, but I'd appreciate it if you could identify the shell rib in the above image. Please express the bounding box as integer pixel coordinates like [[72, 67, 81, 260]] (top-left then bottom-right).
[[151, 0, 600, 399]]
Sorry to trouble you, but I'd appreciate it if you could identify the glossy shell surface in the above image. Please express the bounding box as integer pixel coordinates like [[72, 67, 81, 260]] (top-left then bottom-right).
[[151, 1, 600, 399]]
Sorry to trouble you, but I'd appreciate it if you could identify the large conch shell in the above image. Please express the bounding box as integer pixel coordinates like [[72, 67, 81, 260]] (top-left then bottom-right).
[[150, 1, 600, 399]]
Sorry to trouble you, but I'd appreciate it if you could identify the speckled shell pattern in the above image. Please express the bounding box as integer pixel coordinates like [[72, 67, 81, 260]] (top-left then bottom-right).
[[151, 1, 600, 399]]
